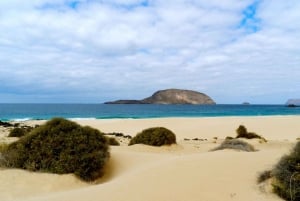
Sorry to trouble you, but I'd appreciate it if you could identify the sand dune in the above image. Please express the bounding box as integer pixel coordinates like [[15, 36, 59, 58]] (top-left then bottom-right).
[[1, 116, 299, 201], [0, 169, 88, 201]]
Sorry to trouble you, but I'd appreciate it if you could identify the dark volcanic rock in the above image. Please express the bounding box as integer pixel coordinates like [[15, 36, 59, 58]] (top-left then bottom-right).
[[142, 89, 215, 104], [286, 99, 300, 107], [104, 100, 145, 104], [105, 89, 215, 105]]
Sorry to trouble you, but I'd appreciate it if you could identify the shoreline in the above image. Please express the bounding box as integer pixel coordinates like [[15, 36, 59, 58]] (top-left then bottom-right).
[[2, 114, 300, 123], [1, 104, 300, 122]]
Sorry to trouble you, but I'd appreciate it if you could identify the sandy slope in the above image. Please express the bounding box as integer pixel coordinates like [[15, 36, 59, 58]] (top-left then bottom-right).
[[1, 116, 299, 201]]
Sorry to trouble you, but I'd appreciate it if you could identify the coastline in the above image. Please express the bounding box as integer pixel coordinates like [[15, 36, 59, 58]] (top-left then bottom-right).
[[1, 104, 300, 122], [0, 116, 299, 201]]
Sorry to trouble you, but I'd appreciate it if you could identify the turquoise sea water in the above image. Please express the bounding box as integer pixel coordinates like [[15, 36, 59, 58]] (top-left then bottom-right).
[[0, 104, 300, 121]]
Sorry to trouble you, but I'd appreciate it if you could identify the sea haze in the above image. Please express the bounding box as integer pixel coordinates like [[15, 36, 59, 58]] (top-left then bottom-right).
[[0, 104, 300, 121]]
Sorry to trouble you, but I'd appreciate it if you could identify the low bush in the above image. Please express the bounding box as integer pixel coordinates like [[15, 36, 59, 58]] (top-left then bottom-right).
[[129, 127, 176, 146], [271, 141, 300, 200], [225, 136, 234, 140], [236, 125, 248, 137], [211, 139, 256, 152], [0, 143, 8, 153], [0, 121, 14, 127], [0, 118, 110, 181], [8, 127, 25, 137], [257, 170, 272, 183], [108, 137, 120, 146], [236, 125, 266, 141], [8, 127, 33, 137]]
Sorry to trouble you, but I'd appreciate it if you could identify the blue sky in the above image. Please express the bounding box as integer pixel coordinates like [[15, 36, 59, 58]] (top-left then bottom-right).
[[0, 0, 300, 104]]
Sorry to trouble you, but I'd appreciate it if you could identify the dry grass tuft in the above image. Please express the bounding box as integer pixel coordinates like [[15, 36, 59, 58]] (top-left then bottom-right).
[[211, 139, 256, 152], [257, 170, 272, 183], [271, 141, 300, 200]]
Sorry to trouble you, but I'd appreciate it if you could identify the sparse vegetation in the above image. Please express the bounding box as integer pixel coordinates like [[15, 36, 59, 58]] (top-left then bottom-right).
[[8, 127, 25, 137], [225, 136, 234, 140], [129, 127, 176, 146], [211, 139, 256, 152], [0, 143, 8, 153], [8, 127, 33, 137], [105, 132, 132, 139], [0, 121, 14, 127], [236, 125, 266, 141], [257, 170, 272, 183], [107, 137, 120, 146], [0, 118, 110, 181], [270, 141, 300, 200], [236, 125, 247, 137]]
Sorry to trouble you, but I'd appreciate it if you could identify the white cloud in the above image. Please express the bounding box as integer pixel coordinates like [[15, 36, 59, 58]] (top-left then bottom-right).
[[0, 0, 300, 103]]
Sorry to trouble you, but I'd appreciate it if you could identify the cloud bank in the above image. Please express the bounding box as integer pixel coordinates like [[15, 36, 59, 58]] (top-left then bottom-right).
[[0, 0, 299, 103]]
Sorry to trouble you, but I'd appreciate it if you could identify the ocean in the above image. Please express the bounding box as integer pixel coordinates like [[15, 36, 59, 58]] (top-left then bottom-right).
[[0, 104, 300, 121]]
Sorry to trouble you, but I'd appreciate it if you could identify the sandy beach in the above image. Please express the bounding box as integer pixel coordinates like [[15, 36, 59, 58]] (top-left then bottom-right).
[[1, 116, 299, 201]]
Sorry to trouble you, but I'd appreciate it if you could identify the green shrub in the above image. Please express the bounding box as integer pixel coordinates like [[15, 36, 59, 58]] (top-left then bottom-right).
[[225, 136, 234, 140], [236, 125, 248, 137], [236, 125, 266, 141], [108, 137, 120, 146], [9, 127, 32, 137], [271, 141, 300, 200], [9, 127, 24, 137], [257, 170, 272, 183], [129, 127, 176, 146], [0, 143, 8, 153], [211, 139, 256, 152], [0, 118, 110, 181], [0, 121, 14, 127]]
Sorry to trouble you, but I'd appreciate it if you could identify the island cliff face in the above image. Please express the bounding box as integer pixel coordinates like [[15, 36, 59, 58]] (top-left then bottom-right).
[[105, 89, 216, 105]]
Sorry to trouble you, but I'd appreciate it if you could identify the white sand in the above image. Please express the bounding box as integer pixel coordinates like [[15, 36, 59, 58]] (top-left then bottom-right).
[[1, 116, 299, 201]]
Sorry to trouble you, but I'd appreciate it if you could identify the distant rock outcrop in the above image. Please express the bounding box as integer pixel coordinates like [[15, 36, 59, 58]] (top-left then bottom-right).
[[105, 89, 216, 105], [104, 100, 145, 104], [286, 99, 300, 107]]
